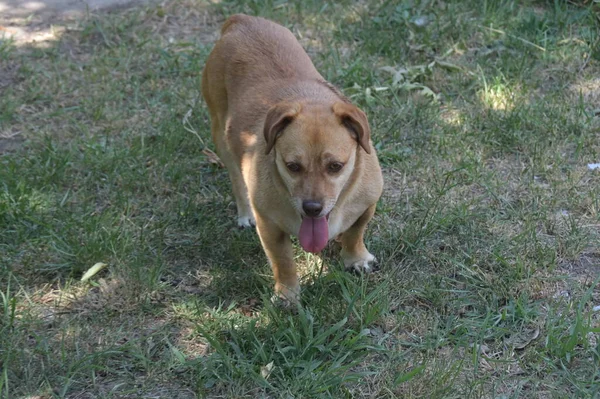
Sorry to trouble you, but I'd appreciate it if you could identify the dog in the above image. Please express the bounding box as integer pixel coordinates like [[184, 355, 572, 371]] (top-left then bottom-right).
[[201, 14, 383, 304]]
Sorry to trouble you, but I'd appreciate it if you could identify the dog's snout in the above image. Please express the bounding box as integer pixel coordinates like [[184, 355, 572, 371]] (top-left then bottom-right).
[[302, 200, 323, 217]]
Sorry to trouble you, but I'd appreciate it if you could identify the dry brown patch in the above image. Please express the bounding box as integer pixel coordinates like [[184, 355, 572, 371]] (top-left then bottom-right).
[[558, 251, 600, 283]]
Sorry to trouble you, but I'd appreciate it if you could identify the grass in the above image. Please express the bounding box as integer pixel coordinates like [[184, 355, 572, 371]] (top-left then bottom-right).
[[1, 0, 599, 397]]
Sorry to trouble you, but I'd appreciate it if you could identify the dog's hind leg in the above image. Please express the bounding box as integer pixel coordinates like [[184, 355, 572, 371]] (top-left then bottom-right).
[[228, 162, 255, 229], [211, 120, 255, 229], [339, 204, 378, 273], [203, 49, 255, 229]]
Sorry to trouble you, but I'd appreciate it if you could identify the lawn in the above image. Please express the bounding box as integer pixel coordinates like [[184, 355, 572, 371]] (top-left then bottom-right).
[[1, 0, 599, 397]]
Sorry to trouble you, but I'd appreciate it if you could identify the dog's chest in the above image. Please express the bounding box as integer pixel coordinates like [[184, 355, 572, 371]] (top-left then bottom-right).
[[327, 209, 359, 240]]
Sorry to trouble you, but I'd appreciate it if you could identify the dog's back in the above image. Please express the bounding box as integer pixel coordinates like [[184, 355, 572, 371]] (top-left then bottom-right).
[[214, 14, 321, 85], [202, 14, 331, 153]]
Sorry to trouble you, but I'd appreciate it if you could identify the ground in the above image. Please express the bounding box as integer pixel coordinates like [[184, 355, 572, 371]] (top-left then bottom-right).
[[1, 0, 600, 398], [0, 0, 159, 43]]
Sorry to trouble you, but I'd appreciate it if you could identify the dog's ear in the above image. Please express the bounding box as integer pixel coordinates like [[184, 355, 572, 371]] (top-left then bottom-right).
[[332, 102, 371, 154], [264, 103, 302, 154]]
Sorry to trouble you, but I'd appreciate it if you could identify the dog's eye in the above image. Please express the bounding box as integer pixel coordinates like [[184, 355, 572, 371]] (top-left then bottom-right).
[[328, 162, 344, 173], [286, 162, 301, 173]]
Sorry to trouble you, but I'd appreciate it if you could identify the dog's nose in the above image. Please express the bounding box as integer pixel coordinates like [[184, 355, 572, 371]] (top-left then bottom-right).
[[302, 201, 323, 217]]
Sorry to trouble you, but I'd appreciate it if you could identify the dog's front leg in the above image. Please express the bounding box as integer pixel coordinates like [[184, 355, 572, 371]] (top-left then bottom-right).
[[340, 204, 378, 273], [255, 214, 300, 304]]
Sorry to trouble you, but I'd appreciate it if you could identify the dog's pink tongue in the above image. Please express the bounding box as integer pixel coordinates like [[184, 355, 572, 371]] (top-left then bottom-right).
[[298, 216, 329, 253]]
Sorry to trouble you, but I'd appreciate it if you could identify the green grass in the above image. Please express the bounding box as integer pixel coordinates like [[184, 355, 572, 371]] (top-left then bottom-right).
[[1, 0, 600, 397]]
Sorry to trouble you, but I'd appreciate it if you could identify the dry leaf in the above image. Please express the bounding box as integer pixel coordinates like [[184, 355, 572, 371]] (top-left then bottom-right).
[[260, 361, 274, 379]]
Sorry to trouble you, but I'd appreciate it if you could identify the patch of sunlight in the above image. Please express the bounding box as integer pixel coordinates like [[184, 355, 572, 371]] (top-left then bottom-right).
[[301, 15, 337, 33], [26, 189, 54, 212], [1, 25, 66, 46], [440, 107, 464, 126], [172, 325, 209, 359], [1, 187, 55, 213], [569, 77, 600, 109], [0, 1, 45, 13], [295, 250, 326, 282], [171, 299, 207, 321], [342, 8, 362, 24], [479, 82, 517, 111]]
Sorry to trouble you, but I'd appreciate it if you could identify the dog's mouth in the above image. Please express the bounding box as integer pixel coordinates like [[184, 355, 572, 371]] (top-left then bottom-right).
[[298, 213, 330, 254]]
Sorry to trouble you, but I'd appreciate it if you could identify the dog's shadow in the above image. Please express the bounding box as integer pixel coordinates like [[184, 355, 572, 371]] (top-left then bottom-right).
[[165, 197, 364, 312]]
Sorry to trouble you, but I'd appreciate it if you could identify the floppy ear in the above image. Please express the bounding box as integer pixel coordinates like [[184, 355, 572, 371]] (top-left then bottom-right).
[[332, 102, 371, 154], [263, 102, 302, 154]]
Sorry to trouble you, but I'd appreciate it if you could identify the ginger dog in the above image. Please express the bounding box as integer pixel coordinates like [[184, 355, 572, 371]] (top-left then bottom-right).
[[202, 14, 383, 303]]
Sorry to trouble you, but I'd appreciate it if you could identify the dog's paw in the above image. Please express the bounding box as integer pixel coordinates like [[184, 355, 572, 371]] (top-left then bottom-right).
[[342, 251, 379, 274], [270, 294, 300, 312], [271, 284, 300, 310], [237, 215, 256, 229]]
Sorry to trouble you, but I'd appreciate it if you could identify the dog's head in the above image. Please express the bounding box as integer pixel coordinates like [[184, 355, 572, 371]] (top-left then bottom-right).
[[264, 101, 371, 219]]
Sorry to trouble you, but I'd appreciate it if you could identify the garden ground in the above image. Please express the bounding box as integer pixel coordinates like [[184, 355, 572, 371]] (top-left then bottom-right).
[[1, 0, 600, 397]]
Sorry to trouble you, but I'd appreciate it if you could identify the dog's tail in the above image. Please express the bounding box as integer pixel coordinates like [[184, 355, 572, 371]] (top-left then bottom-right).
[[221, 14, 250, 35]]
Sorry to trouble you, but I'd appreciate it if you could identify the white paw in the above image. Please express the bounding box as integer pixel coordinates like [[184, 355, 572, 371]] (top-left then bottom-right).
[[270, 294, 299, 310], [272, 284, 300, 309], [342, 251, 378, 274], [237, 215, 256, 229]]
